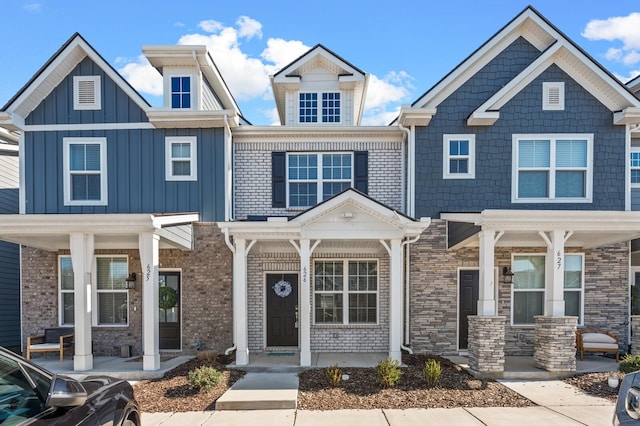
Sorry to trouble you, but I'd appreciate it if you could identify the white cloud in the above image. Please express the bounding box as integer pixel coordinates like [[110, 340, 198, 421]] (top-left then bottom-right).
[[361, 72, 413, 125], [118, 55, 163, 96], [261, 38, 309, 72], [583, 13, 640, 50], [623, 50, 640, 66], [236, 16, 262, 40], [23, 3, 41, 12], [198, 20, 224, 33], [604, 47, 622, 61]]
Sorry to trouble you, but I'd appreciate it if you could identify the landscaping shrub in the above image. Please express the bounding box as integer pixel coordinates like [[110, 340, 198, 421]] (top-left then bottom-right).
[[375, 358, 402, 388], [187, 366, 223, 392], [423, 358, 442, 387], [326, 364, 343, 387], [619, 354, 640, 374]]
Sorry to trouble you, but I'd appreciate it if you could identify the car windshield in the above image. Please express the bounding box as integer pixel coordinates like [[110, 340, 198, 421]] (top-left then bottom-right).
[[0, 352, 51, 425]]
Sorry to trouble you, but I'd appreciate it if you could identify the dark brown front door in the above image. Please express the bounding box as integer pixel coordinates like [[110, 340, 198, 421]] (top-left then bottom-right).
[[458, 269, 479, 350], [159, 272, 181, 350], [266, 274, 298, 347]]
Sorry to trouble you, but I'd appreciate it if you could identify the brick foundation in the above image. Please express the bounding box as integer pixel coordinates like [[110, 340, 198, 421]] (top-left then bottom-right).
[[468, 316, 506, 373], [534, 316, 577, 372]]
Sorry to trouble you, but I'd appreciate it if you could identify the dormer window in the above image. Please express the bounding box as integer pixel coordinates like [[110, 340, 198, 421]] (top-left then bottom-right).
[[171, 76, 191, 109], [299, 92, 341, 124]]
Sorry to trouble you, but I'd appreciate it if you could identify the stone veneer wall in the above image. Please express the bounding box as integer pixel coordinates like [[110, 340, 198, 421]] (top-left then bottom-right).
[[21, 223, 232, 357], [468, 316, 506, 373], [246, 251, 389, 353], [234, 140, 403, 220], [534, 316, 577, 372], [410, 219, 629, 357], [632, 316, 640, 355]]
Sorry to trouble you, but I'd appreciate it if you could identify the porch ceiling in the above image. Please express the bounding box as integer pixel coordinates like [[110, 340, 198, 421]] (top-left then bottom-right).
[[250, 239, 387, 255]]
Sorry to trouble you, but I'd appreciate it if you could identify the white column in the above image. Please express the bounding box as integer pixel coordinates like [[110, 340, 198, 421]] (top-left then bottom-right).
[[70, 233, 94, 371], [140, 232, 160, 371], [299, 239, 311, 366], [233, 238, 249, 366], [389, 239, 403, 363], [478, 230, 499, 316], [542, 230, 567, 317]]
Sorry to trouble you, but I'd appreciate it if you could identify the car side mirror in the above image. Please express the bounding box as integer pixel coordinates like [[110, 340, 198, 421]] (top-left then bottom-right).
[[46, 375, 88, 407]]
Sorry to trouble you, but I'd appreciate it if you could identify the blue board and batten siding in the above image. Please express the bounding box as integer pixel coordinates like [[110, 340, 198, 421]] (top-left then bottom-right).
[[24, 57, 226, 222], [414, 37, 626, 218]]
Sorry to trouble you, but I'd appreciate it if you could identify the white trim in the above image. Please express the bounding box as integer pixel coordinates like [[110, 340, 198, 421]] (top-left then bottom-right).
[[63, 137, 108, 206], [73, 76, 101, 110], [443, 134, 475, 179], [92, 255, 130, 327], [511, 253, 546, 326], [24, 123, 155, 131], [58, 255, 74, 327], [165, 136, 197, 181], [542, 82, 565, 111], [511, 133, 593, 203], [286, 152, 353, 208]]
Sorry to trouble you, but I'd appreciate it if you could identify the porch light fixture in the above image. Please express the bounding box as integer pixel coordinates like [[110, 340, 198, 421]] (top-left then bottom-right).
[[502, 266, 514, 284], [125, 272, 137, 289]]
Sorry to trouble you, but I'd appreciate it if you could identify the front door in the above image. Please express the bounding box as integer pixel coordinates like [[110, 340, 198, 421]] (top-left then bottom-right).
[[159, 271, 181, 350], [458, 269, 479, 350], [266, 274, 298, 347]]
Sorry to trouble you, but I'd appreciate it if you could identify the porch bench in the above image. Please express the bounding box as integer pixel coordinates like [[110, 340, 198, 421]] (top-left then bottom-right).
[[576, 328, 619, 362], [26, 328, 74, 362]]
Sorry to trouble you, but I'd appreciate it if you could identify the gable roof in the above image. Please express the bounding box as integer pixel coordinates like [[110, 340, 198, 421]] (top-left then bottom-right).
[[628, 74, 640, 95], [397, 6, 640, 126], [270, 44, 369, 125], [0, 33, 151, 130]]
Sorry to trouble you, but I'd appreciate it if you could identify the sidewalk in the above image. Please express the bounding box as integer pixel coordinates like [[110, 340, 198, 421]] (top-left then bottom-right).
[[140, 379, 616, 426]]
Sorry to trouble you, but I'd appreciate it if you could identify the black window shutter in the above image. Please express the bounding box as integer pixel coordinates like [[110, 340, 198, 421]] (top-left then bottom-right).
[[272, 152, 286, 207], [354, 151, 368, 194]]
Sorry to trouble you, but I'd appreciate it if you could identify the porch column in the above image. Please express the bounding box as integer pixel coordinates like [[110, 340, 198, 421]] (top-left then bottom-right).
[[139, 232, 160, 371], [388, 238, 403, 363], [70, 233, 94, 371], [232, 238, 249, 366], [478, 230, 502, 316], [299, 239, 311, 366], [540, 230, 571, 316]]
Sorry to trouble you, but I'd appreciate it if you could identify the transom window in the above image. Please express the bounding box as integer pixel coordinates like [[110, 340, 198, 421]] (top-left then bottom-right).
[[443, 134, 475, 179], [59, 256, 74, 326], [171, 76, 191, 109], [314, 260, 378, 325], [631, 149, 640, 187], [288, 153, 352, 207], [299, 92, 341, 123], [96, 256, 128, 326], [165, 136, 197, 181], [63, 137, 107, 206], [512, 134, 592, 202]]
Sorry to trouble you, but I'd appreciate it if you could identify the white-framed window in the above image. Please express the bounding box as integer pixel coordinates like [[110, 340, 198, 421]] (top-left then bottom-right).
[[165, 136, 197, 181], [564, 254, 584, 325], [443, 134, 475, 179], [543, 82, 565, 111], [314, 260, 378, 325], [63, 137, 108, 206], [512, 254, 545, 326], [287, 152, 352, 207], [171, 76, 191, 109], [299, 92, 341, 123], [59, 256, 74, 326], [95, 256, 129, 326], [73, 76, 101, 110], [631, 148, 640, 188], [512, 134, 593, 202]]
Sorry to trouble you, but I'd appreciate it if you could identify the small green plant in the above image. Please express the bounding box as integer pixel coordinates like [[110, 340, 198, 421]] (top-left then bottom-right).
[[375, 358, 402, 388], [423, 358, 442, 387], [326, 364, 343, 387], [619, 354, 640, 374], [187, 366, 223, 392]]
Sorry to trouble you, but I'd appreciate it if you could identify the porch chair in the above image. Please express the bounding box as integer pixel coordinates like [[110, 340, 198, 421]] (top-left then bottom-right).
[[26, 327, 74, 362], [575, 328, 619, 362]]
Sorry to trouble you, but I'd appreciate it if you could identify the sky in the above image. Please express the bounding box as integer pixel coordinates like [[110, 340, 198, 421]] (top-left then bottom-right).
[[1, 1, 639, 126]]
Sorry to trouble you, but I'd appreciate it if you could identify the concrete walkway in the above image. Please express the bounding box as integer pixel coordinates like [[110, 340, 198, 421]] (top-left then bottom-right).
[[141, 379, 616, 425]]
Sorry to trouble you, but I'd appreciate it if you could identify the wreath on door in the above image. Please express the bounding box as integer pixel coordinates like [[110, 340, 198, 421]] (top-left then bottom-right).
[[159, 286, 177, 310], [273, 279, 292, 298]]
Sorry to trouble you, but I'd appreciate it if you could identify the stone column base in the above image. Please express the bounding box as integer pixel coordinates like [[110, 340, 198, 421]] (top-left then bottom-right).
[[468, 316, 506, 373], [534, 316, 577, 372]]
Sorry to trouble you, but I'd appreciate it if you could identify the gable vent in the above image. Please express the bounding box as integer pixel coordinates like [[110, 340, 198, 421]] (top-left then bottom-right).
[[73, 76, 101, 110], [543, 82, 564, 111], [77, 80, 96, 105]]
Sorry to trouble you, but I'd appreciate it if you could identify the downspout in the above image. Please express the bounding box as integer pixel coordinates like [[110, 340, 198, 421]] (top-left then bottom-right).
[[223, 227, 236, 356], [224, 114, 234, 221], [400, 234, 421, 360], [398, 123, 410, 215]]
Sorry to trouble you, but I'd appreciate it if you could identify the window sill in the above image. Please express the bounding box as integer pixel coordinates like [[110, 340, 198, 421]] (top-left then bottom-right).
[[313, 323, 379, 328]]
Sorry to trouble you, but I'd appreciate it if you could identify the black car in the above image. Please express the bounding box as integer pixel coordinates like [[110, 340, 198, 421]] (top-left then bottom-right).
[[614, 371, 640, 425], [0, 346, 139, 425]]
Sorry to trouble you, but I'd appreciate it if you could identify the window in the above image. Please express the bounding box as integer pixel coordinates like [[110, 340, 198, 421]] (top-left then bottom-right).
[[512, 255, 545, 325], [299, 92, 341, 123], [443, 134, 475, 179], [63, 138, 107, 206], [543, 82, 564, 110], [314, 260, 378, 324], [96, 256, 128, 326], [73, 76, 101, 110], [512, 134, 592, 202], [59, 256, 74, 326], [171, 76, 191, 109], [564, 254, 584, 324], [631, 148, 640, 187], [165, 136, 197, 181], [288, 153, 352, 207]]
